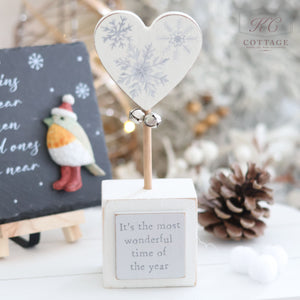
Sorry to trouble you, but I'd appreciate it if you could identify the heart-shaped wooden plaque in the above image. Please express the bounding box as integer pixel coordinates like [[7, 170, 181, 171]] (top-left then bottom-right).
[[95, 11, 202, 111]]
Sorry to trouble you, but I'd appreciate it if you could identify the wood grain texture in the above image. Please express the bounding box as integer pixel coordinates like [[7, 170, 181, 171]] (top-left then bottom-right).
[[0, 238, 9, 258], [22, 0, 67, 43], [63, 225, 82, 243], [79, 0, 112, 15], [143, 115, 152, 190], [102, 178, 197, 201], [0, 210, 85, 238]]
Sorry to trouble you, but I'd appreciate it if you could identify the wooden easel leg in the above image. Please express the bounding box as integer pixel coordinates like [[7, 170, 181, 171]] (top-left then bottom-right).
[[0, 211, 84, 258], [62, 225, 82, 243], [0, 238, 9, 258]]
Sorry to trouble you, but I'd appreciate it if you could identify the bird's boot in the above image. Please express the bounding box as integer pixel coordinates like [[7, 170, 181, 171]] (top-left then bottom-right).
[[64, 166, 83, 192], [53, 166, 72, 190]]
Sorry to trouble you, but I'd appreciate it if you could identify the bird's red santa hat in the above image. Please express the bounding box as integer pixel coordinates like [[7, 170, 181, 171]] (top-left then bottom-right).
[[51, 94, 77, 121]]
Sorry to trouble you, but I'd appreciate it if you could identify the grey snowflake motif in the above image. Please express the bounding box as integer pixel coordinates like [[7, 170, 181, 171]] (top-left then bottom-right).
[[28, 53, 44, 70], [75, 82, 90, 99], [158, 20, 198, 59], [102, 16, 132, 49], [115, 44, 169, 98]]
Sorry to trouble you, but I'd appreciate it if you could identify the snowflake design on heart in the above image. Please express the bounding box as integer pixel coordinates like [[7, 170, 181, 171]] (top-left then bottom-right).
[[158, 19, 198, 60], [28, 53, 44, 70], [115, 44, 169, 98], [102, 16, 132, 49], [75, 82, 90, 99]]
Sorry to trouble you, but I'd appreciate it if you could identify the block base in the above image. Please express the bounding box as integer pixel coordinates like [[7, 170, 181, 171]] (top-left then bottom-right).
[[102, 178, 198, 288]]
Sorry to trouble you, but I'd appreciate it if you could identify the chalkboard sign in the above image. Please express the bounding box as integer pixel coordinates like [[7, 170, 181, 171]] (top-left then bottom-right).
[[0, 42, 111, 225]]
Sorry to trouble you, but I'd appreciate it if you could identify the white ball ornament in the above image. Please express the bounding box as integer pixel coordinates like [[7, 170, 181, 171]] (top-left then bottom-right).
[[200, 140, 219, 163], [230, 246, 258, 274], [196, 167, 211, 192], [248, 254, 278, 283], [287, 189, 300, 209], [175, 158, 188, 172], [262, 245, 288, 273], [268, 141, 295, 162], [184, 145, 204, 166], [62, 94, 75, 105], [234, 144, 252, 162]]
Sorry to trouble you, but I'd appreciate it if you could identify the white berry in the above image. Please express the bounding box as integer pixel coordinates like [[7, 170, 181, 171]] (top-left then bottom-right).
[[230, 246, 258, 274], [248, 254, 278, 283], [184, 145, 204, 165], [62, 94, 75, 105], [234, 144, 252, 162], [262, 245, 288, 273], [199, 140, 219, 162], [175, 158, 188, 171]]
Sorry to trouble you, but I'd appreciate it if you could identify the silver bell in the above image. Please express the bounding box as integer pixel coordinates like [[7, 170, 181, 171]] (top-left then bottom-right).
[[144, 112, 162, 128], [129, 108, 145, 124]]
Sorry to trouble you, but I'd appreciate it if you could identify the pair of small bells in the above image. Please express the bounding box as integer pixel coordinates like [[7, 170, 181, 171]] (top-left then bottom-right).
[[129, 108, 161, 128]]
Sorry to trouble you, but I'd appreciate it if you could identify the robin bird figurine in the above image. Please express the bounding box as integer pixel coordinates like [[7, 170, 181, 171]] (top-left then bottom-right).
[[44, 94, 105, 192]]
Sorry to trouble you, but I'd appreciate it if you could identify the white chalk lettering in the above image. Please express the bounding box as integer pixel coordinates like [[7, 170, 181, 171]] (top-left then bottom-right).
[[0, 137, 7, 154], [0, 99, 22, 109], [0, 122, 21, 133], [0, 74, 19, 93], [9, 140, 40, 156], [5, 163, 40, 176], [0, 138, 40, 156]]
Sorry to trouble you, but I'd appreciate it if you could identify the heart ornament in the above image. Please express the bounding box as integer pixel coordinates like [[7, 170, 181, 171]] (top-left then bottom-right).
[[94, 11, 202, 111]]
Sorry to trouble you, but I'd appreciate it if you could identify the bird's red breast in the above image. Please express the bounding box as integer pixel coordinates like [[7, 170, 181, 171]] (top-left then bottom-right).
[[47, 124, 76, 149]]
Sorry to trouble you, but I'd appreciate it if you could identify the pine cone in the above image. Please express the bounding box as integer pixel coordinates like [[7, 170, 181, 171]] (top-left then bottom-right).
[[198, 162, 273, 240]]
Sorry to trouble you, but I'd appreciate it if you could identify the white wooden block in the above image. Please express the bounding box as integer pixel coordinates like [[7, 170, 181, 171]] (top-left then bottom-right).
[[102, 178, 198, 288]]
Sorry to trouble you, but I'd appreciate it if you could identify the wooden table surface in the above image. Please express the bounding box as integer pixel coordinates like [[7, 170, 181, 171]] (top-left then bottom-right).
[[1, 203, 299, 300]]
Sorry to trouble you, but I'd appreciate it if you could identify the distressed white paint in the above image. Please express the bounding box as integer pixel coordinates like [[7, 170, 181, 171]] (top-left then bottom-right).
[[94, 11, 202, 110], [102, 178, 198, 288]]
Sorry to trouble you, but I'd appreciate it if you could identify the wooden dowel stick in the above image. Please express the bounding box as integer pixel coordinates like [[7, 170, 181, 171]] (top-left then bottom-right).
[[143, 110, 152, 190]]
